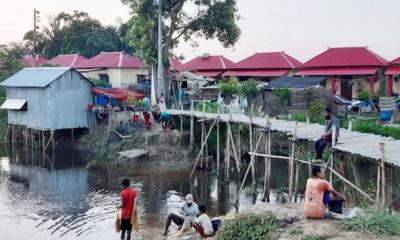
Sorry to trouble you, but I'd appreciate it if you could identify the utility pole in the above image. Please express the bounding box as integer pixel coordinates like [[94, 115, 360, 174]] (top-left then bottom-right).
[[33, 8, 40, 67], [156, 0, 164, 99]]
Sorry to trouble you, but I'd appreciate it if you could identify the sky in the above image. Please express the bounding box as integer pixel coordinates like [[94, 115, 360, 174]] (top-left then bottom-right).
[[1, 0, 400, 63]]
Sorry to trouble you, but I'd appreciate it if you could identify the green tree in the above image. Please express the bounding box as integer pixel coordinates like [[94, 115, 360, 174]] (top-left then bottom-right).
[[218, 77, 239, 98], [0, 43, 26, 81], [122, 0, 241, 97], [238, 79, 260, 114], [26, 11, 135, 59]]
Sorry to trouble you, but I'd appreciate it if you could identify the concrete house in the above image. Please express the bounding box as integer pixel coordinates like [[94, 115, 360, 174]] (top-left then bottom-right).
[[223, 52, 302, 81], [385, 57, 400, 96], [296, 47, 388, 99], [0, 67, 94, 131], [76, 51, 148, 88]]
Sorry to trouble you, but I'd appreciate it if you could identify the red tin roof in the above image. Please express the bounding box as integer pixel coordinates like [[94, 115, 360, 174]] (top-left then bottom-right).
[[22, 55, 47, 67], [224, 69, 289, 77], [170, 58, 183, 71], [300, 47, 388, 68], [180, 55, 235, 71], [230, 52, 302, 70], [296, 66, 380, 76], [76, 52, 143, 69], [46, 54, 88, 67]]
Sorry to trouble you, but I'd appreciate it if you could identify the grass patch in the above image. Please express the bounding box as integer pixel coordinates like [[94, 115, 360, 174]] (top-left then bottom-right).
[[215, 213, 282, 240], [339, 208, 400, 235], [288, 227, 304, 235], [301, 234, 331, 240]]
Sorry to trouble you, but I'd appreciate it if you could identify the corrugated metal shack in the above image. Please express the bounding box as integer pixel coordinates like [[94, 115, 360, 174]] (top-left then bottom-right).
[[0, 67, 94, 149]]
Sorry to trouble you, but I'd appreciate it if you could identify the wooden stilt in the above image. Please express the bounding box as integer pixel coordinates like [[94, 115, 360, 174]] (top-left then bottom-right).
[[205, 121, 209, 169], [376, 161, 381, 205], [25, 126, 28, 146], [217, 120, 220, 177], [200, 120, 205, 169], [238, 125, 241, 165], [380, 143, 386, 208], [51, 130, 55, 149], [228, 122, 240, 172], [18, 125, 21, 143], [42, 131, 45, 149], [288, 122, 297, 202], [225, 121, 231, 181], [189, 117, 218, 180], [294, 160, 299, 202], [4, 125, 10, 143], [262, 117, 270, 202], [388, 166, 393, 211], [190, 100, 194, 151], [249, 119, 256, 188]]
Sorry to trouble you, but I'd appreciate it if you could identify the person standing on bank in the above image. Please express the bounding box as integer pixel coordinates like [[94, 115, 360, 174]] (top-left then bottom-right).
[[120, 178, 138, 240], [163, 194, 198, 236], [315, 107, 340, 160]]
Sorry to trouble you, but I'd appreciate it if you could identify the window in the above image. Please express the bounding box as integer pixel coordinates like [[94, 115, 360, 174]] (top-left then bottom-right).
[[98, 74, 109, 83]]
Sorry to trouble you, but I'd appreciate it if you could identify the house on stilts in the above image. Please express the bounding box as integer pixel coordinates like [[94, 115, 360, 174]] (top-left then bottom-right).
[[0, 67, 94, 150]]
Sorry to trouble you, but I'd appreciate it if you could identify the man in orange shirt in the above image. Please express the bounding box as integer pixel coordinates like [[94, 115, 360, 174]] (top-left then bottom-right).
[[120, 178, 138, 240], [304, 164, 345, 219]]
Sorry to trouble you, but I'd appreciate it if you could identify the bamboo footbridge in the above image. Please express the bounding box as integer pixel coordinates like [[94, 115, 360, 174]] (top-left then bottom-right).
[[167, 107, 400, 208]]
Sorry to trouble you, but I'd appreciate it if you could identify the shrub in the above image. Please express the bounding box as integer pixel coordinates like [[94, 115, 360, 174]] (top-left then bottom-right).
[[90, 78, 112, 88], [340, 209, 400, 235], [273, 88, 292, 106], [215, 213, 282, 240], [218, 77, 239, 98], [237, 79, 260, 100], [353, 120, 400, 140], [195, 101, 219, 113], [357, 90, 370, 102], [291, 112, 307, 122], [308, 100, 324, 124]]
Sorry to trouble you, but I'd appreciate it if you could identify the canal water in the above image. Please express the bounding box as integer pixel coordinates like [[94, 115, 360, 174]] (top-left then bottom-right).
[[0, 146, 290, 240]]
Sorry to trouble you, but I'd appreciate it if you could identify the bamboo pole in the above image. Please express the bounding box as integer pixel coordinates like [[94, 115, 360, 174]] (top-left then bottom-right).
[[3, 125, 10, 143], [189, 117, 218, 180], [262, 117, 270, 202], [376, 161, 381, 205], [288, 122, 297, 202], [216, 120, 220, 177], [205, 121, 209, 169], [380, 142, 386, 207], [388, 166, 393, 211], [44, 131, 55, 152], [190, 100, 194, 151], [238, 125, 241, 165], [180, 104, 183, 142], [42, 131, 45, 149], [228, 122, 240, 172], [249, 118, 255, 188], [200, 120, 205, 169], [225, 121, 231, 180]]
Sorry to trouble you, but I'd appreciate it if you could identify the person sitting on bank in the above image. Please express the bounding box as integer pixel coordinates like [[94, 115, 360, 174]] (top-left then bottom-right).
[[164, 194, 198, 236], [193, 205, 214, 238], [120, 178, 138, 240], [315, 107, 340, 160], [304, 164, 346, 219]]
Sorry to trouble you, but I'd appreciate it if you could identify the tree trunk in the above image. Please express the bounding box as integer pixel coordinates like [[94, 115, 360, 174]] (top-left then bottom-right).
[[151, 62, 157, 105]]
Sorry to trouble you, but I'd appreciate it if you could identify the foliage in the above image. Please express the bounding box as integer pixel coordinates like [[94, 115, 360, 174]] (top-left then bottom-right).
[[357, 90, 370, 102], [352, 119, 400, 140], [127, 96, 143, 108], [0, 43, 26, 81], [340, 209, 400, 235], [122, 0, 241, 65], [195, 101, 219, 113], [215, 213, 282, 240], [89, 78, 112, 88], [218, 77, 239, 98], [237, 79, 260, 100], [273, 88, 292, 106], [291, 112, 307, 123], [24, 11, 134, 58], [308, 100, 324, 124]]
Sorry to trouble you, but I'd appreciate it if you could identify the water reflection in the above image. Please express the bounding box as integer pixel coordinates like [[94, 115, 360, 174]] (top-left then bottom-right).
[[1, 146, 284, 240]]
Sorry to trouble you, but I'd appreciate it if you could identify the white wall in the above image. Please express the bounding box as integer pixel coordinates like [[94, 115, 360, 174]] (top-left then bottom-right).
[[79, 68, 149, 88]]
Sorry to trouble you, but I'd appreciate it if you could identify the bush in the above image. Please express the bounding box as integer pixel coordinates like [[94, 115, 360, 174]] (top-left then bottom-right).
[[357, 90, 370, 102], [90, 78, 112, 88], [218, 77, 239, 98], [340, 209, 400, 235], [273, 88, 292, 106], [308, 100, 324, 124], [195, 101, 219, 113], [215, 213, 282, 240], [353, 120, 400, 140], [291, 112, 307, 122], [237, 79, 260, 100]]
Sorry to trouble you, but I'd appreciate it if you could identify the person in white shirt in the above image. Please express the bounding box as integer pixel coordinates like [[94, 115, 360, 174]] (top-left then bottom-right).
[[163, 194, 198, 236], [193, 205, 214, 238]]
